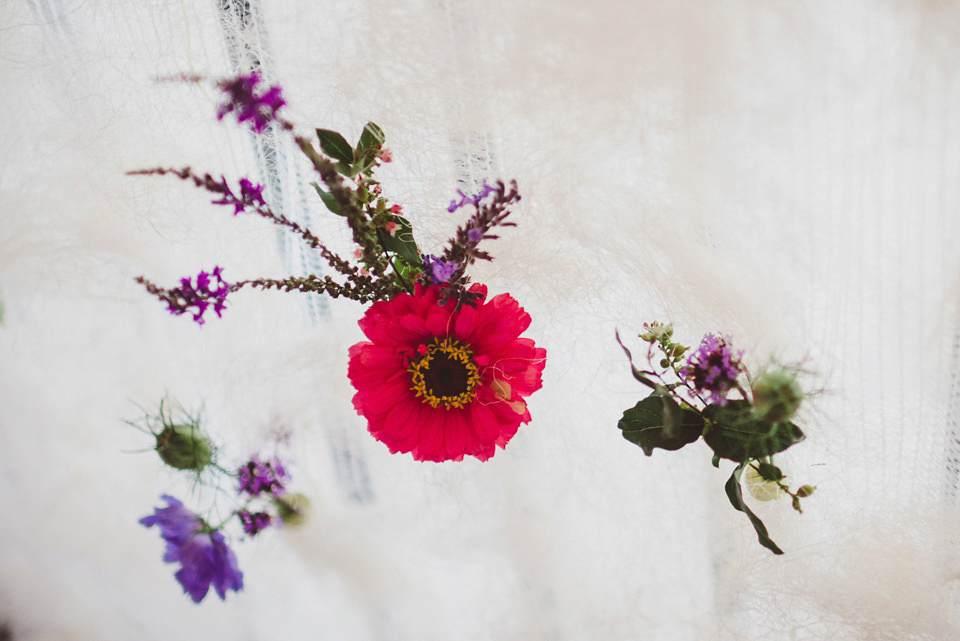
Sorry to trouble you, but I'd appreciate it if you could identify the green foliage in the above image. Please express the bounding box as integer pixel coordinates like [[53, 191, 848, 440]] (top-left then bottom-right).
[[357, 122, 385, 152], [618, 393, 704, 456], [315, 128, 354, 164], [377, 215, 423, 268], [312, 182, 345, 216], [703, 400, 805, 462], [725, 462, 784, 555]]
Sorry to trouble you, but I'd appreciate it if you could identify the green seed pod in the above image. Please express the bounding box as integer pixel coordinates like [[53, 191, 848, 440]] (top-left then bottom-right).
[[274, 492, 310, 526], [751, 368, 804, 423], [155, 423, 214, 471]]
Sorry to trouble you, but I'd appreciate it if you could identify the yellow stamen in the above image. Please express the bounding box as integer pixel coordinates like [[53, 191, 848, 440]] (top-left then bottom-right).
[[408, 338, 481, 409]]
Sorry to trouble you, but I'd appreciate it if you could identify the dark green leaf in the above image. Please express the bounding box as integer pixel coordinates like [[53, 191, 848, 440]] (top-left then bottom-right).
[[376, 215, 422, 267], [725, 463, 784, 555], [703, 401, 805, 462], [712, 454, 721, 468], [755, 462, 784, 482], [316, 128, 354, 164], [357, 122, 385, 152], [355, 147, 380, 175], [618, 393, 704, 456], [311, 183, 345, 216], [615, 330, 658, 389]]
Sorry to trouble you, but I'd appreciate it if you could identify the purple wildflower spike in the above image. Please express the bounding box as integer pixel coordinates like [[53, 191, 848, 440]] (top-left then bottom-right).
[[158, 267, 229, 325], [447, 180, 498, 213], [422, 254, 459, 284], [216, 72, 286, 133]]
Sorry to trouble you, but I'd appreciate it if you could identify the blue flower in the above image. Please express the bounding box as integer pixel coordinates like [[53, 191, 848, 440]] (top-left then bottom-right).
[[140, 495, 244, 603]]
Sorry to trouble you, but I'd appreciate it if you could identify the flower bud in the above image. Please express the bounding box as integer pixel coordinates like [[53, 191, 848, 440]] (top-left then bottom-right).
[[155, 424, 214, 471], [796, 484, 816, 498], [751, 368, 803, 423], [273, 492, 310, 526]]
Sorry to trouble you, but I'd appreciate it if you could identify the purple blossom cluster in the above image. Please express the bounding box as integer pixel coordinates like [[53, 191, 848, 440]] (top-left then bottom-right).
[[212, 177, 267, 215], [447, 180, 497, 213], [679, 334, 743, 406], [216, 72, 285, 133], [140, 495, 243, 603], [238, 456, 288, 497], [164, 267, 229, 326], [422, 254, 459, 284], [238, 510, 272, 536]]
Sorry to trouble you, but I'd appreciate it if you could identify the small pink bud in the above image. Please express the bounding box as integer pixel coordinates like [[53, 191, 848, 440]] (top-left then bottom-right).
[[385, 221, 399, 236], [353, 248, 364, 259], [390, 204, 403, 215], [378, 147, 393, 163]]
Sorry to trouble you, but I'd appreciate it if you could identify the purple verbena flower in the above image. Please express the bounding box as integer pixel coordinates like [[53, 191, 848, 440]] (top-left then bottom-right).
[[422, 254, 460, 284], [447, 180, 497, 213], [238, 456, 288, 497], [216, 72, 286, 133], [238, 510, 272, 536], [164, 266, 230, 325], [679, 333, 743, 406], [140, 495, 244, 603]]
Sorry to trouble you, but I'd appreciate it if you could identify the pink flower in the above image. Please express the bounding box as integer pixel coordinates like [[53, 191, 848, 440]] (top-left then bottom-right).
[[384, 221, 399, 236], [347, 284, 546, 462], [378, 147, 393, 163], [390, 204, 403, 215]]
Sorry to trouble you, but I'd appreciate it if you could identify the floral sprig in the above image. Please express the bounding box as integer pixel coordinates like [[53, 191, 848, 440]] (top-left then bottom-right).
[[616, 323, 814, 555], [129, 399, 307, 602], [135, 73, 523, 318], [131, 73, 546, 466]]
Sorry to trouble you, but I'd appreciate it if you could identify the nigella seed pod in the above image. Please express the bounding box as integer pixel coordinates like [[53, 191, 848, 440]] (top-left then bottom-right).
[[273, 492, 309, 526], [751, 368, 803, 423], [155, 424, 214, 471]]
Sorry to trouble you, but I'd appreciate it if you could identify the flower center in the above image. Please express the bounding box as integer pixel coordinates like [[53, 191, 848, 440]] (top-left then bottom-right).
[[408, 338, 481, 409]]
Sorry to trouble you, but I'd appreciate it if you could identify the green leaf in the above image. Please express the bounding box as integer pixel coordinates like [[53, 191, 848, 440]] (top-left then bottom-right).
[[725, 463, 784, 555], [376, 215, 423, 267], [615, 330, 658, 389], [311, 183, 345, 216], [755, 461, 784, 482], [357, 121, 385, 152], [618, 393, 704, 456], [703, 400, 805, 462], [316, 128, 354, 164]]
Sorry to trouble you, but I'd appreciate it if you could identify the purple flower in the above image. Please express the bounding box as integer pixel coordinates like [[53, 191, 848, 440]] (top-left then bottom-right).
[[140, 495, 243, 603], [447, 181, 497, 213], [165, 267, 230, 325], [422, 254, 460, 284], [238, 510, 272, 536], [680, 334, 743, 406], [211, 177, 267, 215], [238, 457, 288, 497], [216, 72, 286, 133]]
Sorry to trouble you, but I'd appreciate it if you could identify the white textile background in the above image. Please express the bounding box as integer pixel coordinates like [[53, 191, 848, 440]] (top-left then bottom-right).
[[2, 1, 960, 639]]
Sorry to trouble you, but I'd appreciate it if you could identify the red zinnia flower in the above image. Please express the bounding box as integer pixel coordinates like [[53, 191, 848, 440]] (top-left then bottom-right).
[[348, 283, 547, 462]]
